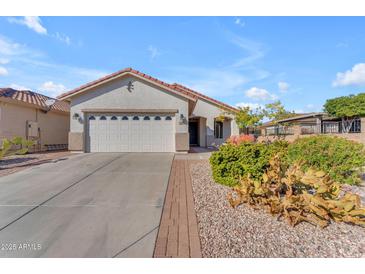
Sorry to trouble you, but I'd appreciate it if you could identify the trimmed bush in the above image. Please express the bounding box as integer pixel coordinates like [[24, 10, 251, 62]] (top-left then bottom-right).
[[209, 141, 288, 186], [287, 135, 365, 185]]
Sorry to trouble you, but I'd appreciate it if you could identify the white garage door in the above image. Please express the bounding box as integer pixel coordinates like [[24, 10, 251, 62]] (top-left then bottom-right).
[[87, 113, 175, 152]]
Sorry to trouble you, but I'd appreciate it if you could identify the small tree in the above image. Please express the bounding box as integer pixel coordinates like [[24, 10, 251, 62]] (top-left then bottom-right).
[[324, 93, 365, 133], [234, 106, 264, 134], [263, 101, 296, 125]]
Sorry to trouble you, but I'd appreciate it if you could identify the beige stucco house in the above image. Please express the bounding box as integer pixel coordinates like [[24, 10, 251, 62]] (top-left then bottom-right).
[[0, 88, 70, 151], [57, 68, 239, 153]]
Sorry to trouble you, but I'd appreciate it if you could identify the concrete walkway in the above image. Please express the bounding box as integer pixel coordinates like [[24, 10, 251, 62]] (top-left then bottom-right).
[[0, 153, 173, 257]]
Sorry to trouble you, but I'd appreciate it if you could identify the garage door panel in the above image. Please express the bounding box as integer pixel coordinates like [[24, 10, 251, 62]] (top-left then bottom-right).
[[87, 113, 175, 152], [141, 120, 152, 152], [88, 116, 98, 152], [130, 119, 141, 152], [119, 117, 130, 152], [109, 117, 120, 152], [94, 116, 107, 152]]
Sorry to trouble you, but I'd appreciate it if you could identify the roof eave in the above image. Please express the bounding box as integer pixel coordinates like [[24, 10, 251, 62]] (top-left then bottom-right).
[[57, 71, 197, 102]]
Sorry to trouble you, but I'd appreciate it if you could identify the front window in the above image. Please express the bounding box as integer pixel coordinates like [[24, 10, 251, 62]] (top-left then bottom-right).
[[214, 120, 223, 139]]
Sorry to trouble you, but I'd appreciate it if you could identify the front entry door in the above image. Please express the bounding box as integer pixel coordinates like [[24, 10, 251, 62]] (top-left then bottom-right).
[[189, 121, 198, 145]]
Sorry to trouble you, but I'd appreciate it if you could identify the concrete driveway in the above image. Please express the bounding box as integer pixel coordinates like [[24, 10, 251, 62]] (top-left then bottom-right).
[[0, 153, 173, 257]]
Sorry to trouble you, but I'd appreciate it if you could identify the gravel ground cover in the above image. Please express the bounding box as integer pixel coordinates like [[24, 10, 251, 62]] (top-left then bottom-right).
[[190, 160, 365, 258], [0, 151, 72, 177]]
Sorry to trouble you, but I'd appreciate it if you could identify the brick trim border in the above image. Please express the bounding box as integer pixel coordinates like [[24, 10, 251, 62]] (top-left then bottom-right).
[[153, 158, 202, 258]]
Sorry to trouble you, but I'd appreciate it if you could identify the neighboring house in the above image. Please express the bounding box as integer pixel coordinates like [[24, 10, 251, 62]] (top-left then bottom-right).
[[258, 112, 365, 144], [57, 68, 239, 153], [0, 88, 70, 151]]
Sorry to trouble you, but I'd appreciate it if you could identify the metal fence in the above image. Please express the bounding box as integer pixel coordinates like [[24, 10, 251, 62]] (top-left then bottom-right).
[[264, 119, 361, 136], [321, 121, 341, 134], [266, 126, 294, 136]]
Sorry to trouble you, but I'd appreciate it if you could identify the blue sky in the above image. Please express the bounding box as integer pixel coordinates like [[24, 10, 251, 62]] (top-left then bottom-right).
[[0, 16, 365, 112]]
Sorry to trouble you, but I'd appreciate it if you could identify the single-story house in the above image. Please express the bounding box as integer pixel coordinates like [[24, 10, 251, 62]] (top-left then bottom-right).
[[0, 88, 70, 151], [257, 112, 365, 144], [57, 68, 239, 153]]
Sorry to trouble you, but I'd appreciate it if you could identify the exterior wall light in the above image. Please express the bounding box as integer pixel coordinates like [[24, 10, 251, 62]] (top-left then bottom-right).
[[73, 113, 80, 120], [179, 113, 187, 125], [127, 80, 134, 92]]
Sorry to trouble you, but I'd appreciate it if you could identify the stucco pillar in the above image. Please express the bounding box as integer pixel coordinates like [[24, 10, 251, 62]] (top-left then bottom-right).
[[261, 128, 266, 136], [361, 117, 365, 132], [68, 132, 84, 151], [199, 117, 207, 147], [175, 133, 189, 152], [360, 118, 365, 144], [292, 125, 301, 140]]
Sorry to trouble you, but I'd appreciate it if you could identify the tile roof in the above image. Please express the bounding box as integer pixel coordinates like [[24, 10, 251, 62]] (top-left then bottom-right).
[[57, 67, 238, 112], [259, 112, 327, 128], [57, 67, 184, 100], [276, 112, 325, 123], [0, 88, 70, 113]]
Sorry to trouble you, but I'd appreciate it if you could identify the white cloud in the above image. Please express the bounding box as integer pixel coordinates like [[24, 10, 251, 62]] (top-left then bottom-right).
[[304, 104, 322, 112], [234, 18, 245, 27], [67, 67, 107, 80], [0, 66, 8, 76], [39, 81, 67, 97], [336, 42, 349, 48], [230, 35, 266, 67], [0, 35, 43, 61], [245, 87, 278, 101], [148, 45, 160, 60], [168, 66, 249, 98], [0, 58, 9, 65], [333, 63, 365, 87], [10, 83, 30, 90], [7, 17, 73, 46], [8, 16, 47, 35], [163, 33, 269, 100], [294, 109, 304, 114], [278, 81, 289, 93], [53, 32, 71, 45], [0, 34, 108, 96], [0, 36, 23, 56], [235, 102, 264, 110]]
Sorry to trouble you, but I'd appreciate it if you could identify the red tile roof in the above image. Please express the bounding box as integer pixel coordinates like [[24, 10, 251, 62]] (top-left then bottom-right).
[[57, 67, 186, 100], [57, 67, 238, 112], [0, 88, 70, 113]]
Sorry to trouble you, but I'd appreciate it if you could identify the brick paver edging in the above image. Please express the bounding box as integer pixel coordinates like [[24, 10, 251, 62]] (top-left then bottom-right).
[[153, 158, 202, 258]]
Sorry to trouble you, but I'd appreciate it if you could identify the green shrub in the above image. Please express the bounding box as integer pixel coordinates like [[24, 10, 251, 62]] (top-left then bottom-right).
[[209, 141, 288, 186], [0, 137, 34, 160], [287, 135, 365, 185]]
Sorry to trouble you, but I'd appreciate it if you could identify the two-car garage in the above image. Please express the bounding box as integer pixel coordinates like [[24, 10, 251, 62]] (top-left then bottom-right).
[[60, 69, 196, 153], [86, 113, 175, 152]]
